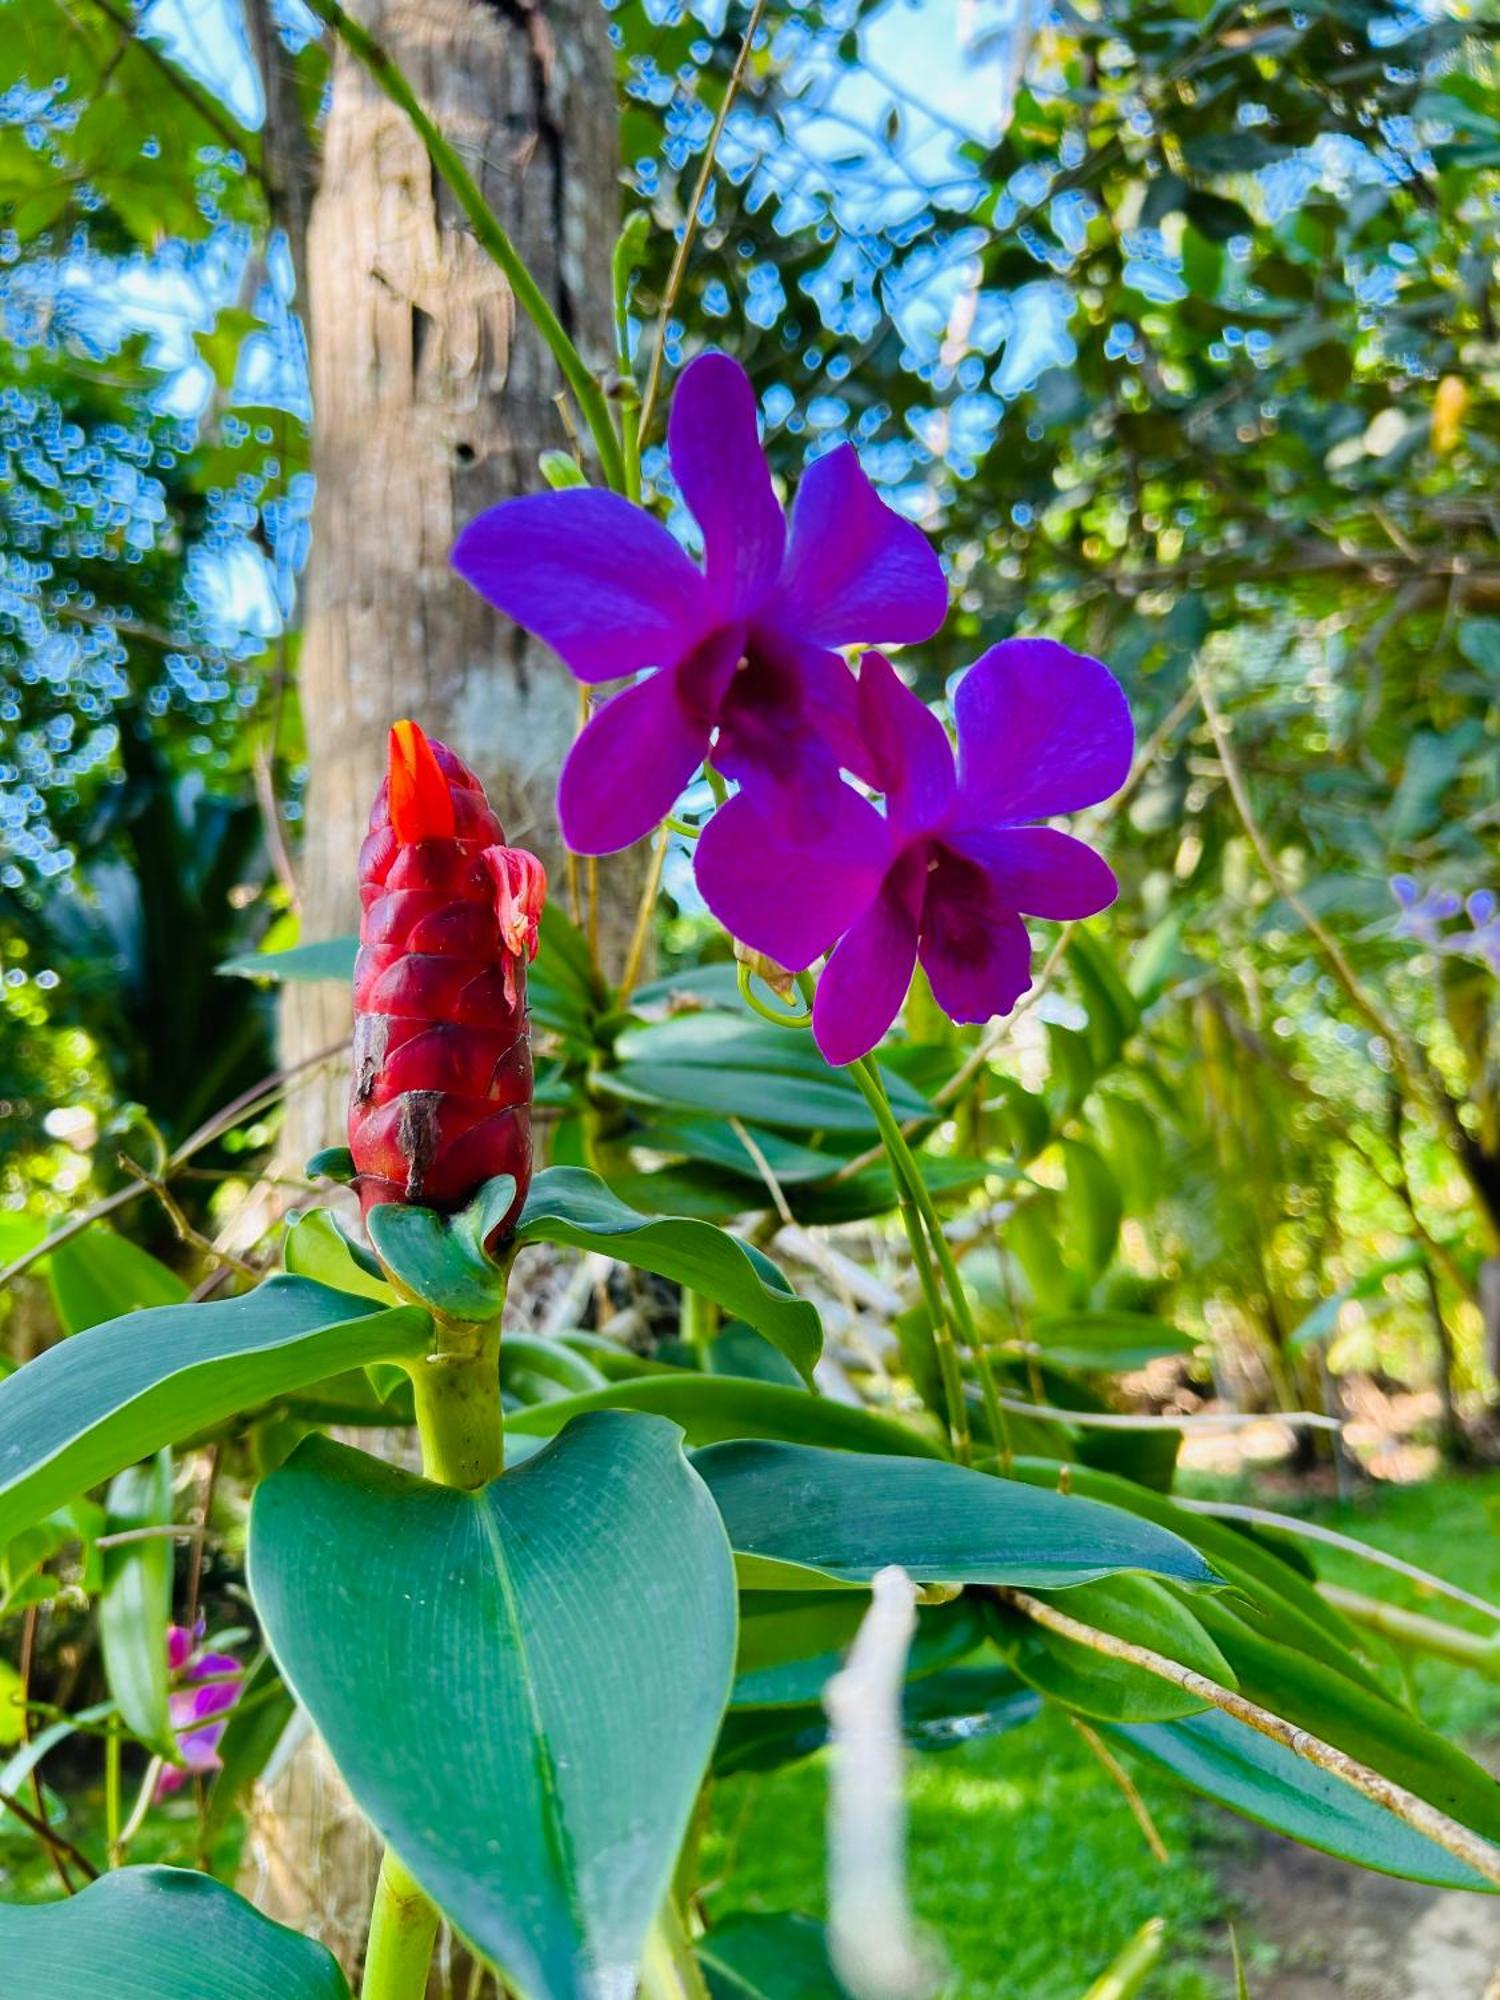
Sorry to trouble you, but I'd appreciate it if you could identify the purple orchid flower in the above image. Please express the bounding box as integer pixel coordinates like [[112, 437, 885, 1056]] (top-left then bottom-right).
[[451, 352, 947, 854], [155, 1623, 243, 1798], [696, 641, 1132, 1066]]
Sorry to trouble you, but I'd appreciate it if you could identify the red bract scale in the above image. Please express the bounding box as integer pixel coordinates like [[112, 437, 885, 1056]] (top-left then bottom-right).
[[349, 720, 546, 1246]]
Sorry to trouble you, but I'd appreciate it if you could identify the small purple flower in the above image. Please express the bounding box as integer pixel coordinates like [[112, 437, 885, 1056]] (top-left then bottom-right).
[[696, 641, 1131, 1066], [1389, 874, 1460, 949], [1448, 890, 1500, 974], [451, 352, 947, 854], [155, 1624, 243, 1799]]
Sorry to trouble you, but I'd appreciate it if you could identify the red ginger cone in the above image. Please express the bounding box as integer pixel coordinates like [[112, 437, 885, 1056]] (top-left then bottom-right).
[[349, 721, 546, 1247]]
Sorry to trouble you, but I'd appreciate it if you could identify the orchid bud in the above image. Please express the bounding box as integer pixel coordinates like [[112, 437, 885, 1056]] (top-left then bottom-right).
[[348, 720, 546, 1247]]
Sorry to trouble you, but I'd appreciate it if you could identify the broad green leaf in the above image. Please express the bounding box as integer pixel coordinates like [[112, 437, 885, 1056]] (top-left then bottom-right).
[[692, 1443, 1220, 1591], [219, 938, 358, 982], [283, 1209, 395, 1306], [716, 1664, 1038, 1776], [700, 1912, 848, 2000], [99, 1453, 174, 1752], [1193, 1597, 1500, 1846], [0, 1277, 430, 1542], [1028, 1311, 1197, 1373], [708, 1324, 803, 1388], [1059, 1141, 1123, 1280], [733, 1593, 984, 1709], [48, 1226, 188, 1335], [991, 1574, 1233, 1723], [250, 1414, 736, 2000], [598, 1016, 929, 1132], [1006, 1459, 1389, 1699], [1113, 1710, 1500, 1892], [508, 1376, 946, 1459], [366, 1177, 515, 1322], [516, 1169, 821, 1379], [0, 1867, 351, 1999]]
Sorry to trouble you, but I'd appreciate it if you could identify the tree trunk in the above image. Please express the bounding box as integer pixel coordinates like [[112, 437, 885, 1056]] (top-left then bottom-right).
[[281, 0, 620, 1170], [258, 0, 619, 1975]]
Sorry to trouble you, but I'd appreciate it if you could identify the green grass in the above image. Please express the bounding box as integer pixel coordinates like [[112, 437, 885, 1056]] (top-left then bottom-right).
[[702, 1471, 1500, 2000]]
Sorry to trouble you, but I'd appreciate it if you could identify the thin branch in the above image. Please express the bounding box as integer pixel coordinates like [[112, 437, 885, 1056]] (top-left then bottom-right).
[[1318, 1584, 1500, 1680], [618, 824, 670, 1004], [0, 1040, 343, 1294], [1176, 1499, 1500, 1625], [999, 1588, 1500, 1890], [77, 0, 266, 184], [637, 0, 770, 445], [1069, 1718, 1170, 1864], [988, 1397, 1342, 1433], [0, 1786, 100, 1883]]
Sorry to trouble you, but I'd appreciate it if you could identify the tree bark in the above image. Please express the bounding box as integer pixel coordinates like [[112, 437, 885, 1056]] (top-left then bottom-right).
[[281, 0, 620, 1170], [256, 1, 619, 1976]]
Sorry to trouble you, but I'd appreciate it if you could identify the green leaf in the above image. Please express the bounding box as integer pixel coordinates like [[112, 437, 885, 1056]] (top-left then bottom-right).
[[1006, 1460, 1390, 1697], [366, 1177, 515, 1322], [1059, 1140, 1122, 1281], [733, 1593, 984, 1709], [99, 1453, 174, 1752], [700, 1912, 849, 2000], [599, 1017, 929, 1132], [250, 1414, 737, 1998], [1193, 1598, 1500, 1847], [516, 1169, 821, 1380], [47, 1226, 187, 1335], [1028, 1311, 1197, 1373], [692, 1443, 1220, 1591], [1113, 1711, 1500, 1892], [507, 1375, 945, 1459], [218, 937, 359, 983], [991, 1575, 1233, 1723], [0, 1277, 430, 1543], [283, 1209, 395, 1305], [0, 1867, 351, 1998]]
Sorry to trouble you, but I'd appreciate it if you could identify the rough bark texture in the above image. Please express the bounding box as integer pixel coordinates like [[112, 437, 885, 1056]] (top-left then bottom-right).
[[259, 1, 619, 1976], [281, 0, 620, 1169]]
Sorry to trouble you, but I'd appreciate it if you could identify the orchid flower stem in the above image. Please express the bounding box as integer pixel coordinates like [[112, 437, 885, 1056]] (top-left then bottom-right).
[[300, 0, 628, 494], [619, 824, 671, 1004], [737, 963, 813, 1029], [362, 1851, 442, 2000], [845, 1055, 972, 1465]]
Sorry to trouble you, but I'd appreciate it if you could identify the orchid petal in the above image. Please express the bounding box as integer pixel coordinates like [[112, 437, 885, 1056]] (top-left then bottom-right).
[[694, 775, 890, 973], [918, 849, 1033, 1025], [669, 352, 785, 618], [953, 639, 1133, 823], [558, 669, 710, 855], [763, 443, 947, 647], [857, 651, 956, 834], [453, 491, 712, 683], [948, 825, 1119, 921], [812, 854, 924, 1066]]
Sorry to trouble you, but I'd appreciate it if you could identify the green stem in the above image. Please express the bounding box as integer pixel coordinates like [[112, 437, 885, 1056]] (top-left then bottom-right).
[[104, 1719, 122, 1866], [363, 1323, 504, 1996], [362, 1850, 442, 2000], [1319, 1583, 1500, 1679], [639, 1897, 711, 2000], [408, 1325, 505, 1488], [303, 0, 627, 495], [845, 1055, 972, 1463]]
